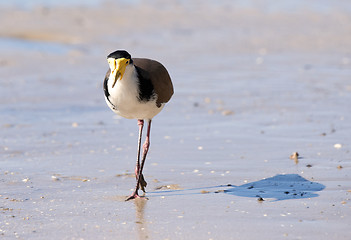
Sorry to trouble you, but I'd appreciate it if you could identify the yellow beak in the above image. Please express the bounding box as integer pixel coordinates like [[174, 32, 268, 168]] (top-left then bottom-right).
[[107, 57, 129, 88]]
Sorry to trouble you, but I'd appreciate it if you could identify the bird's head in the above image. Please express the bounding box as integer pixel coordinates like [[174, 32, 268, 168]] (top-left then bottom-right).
[[107, 50, 132, 88]]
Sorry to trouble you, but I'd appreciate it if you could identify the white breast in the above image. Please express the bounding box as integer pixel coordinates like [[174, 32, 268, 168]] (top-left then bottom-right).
[[105, 65, 164, 120]]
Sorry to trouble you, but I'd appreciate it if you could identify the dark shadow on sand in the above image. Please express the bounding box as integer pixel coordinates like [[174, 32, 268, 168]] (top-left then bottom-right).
[[224, 174, 325, 201], [147, 174, 325, 201]]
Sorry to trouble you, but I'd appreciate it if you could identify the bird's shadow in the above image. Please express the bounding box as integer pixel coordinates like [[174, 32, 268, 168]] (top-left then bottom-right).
[[225, 174, 325, 201], [147, 174, 325, 201]]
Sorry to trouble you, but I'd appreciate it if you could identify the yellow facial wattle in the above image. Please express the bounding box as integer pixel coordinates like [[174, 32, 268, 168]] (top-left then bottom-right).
[[107, 57, 130, 88]]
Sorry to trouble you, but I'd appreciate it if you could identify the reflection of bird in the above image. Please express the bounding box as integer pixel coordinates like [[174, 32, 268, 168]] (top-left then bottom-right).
[[103, 50, 174, 200]]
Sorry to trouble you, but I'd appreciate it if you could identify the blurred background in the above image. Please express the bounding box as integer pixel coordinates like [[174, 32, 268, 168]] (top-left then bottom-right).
[[1, 0, 351, 58], [1, 0, 350, 118]]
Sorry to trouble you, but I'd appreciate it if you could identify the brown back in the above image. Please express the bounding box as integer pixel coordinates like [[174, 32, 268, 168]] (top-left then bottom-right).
[[133, 58, 174, 105]]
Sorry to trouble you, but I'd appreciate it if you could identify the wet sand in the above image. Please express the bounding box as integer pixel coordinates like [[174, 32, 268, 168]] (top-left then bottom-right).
[[1, 1, 351, 239]]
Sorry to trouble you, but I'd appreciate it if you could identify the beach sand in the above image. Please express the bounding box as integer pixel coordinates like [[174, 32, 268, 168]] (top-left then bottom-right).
[[1, 1, 351, 239]]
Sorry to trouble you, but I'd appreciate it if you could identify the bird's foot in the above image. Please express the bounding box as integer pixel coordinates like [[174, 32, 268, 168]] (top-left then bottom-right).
[[125, 192, 148, 201]]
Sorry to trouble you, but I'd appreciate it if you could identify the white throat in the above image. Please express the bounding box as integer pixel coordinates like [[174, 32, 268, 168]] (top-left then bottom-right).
[[105, 64, 164, 120]]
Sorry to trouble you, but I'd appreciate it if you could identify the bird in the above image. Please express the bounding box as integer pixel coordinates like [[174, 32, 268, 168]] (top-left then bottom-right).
[[103, 50, 173, 201]]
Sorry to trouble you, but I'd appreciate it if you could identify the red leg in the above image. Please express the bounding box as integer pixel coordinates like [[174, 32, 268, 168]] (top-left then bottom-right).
[[126, 120, 144, 201], [134, 120, 143, 179], [126, 119, 151, 201], [139, 119, 151, 181]]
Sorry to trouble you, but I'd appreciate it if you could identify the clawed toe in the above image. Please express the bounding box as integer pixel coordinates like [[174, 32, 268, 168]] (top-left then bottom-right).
[[125, 192, 148, 201]]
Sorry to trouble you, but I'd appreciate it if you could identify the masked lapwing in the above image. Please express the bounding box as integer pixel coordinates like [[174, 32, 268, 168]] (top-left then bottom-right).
[[103, 50, 174, 200]]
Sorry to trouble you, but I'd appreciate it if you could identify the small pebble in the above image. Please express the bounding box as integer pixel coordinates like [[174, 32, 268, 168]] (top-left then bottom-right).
[[221, 110, 234, 116], [51, 176, 60, 181], [22, 178, 30, 183], [214, 190, 225, 193], [290, 152, 299, 159], [290, 152, 299, 164], [334, 143, 342, 149]]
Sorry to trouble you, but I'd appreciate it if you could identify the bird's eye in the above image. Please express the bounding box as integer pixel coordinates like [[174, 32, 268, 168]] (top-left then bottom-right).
[[126, 61, 129, 64]]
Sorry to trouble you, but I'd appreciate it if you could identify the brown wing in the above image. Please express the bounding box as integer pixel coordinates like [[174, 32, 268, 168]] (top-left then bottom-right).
[[133, 58, 174, 105]]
